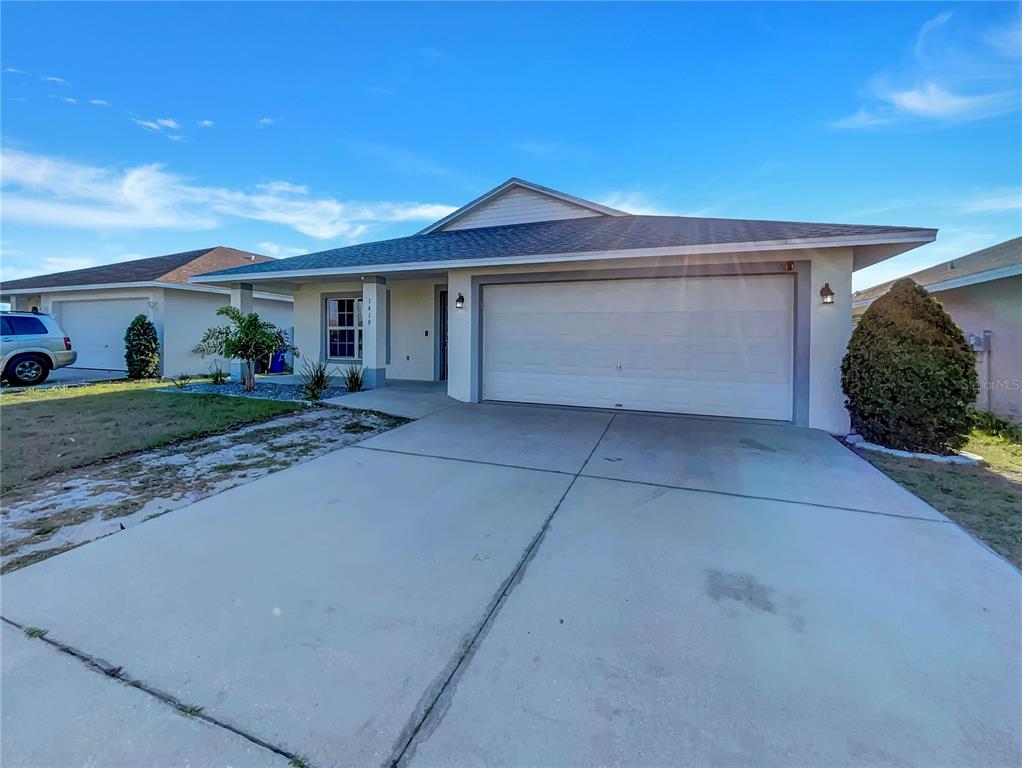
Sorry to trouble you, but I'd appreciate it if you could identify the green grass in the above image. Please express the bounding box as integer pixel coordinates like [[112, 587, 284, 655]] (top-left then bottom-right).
[[858, 426, 1022, 568], [0, 380, 302, 492]]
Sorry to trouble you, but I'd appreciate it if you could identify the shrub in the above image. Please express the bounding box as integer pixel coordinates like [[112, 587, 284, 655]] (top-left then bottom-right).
[[972, 410, 1022, 442], [298, 360, 333, 401], [209, 365, 229, 385], [170, 374, 193, 390], [341, 364, 365, 393], [124, 314, 160, 379], [196, 306, 297, 392], [841, 278, 979, 454]]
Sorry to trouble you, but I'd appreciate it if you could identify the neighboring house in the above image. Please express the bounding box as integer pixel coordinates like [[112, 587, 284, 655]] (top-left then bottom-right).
[[193, 177, 936, 434], [853, 237, 1022, 421], [0, 247, 293, 377]]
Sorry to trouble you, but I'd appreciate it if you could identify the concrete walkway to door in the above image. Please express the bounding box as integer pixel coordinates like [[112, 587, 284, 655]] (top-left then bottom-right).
[[1, 404, 1018, 768]]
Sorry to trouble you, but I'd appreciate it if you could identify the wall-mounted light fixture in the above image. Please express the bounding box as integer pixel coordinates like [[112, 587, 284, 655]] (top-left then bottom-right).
[[455, 293, 465, 309], [819, 283, 835, 305]]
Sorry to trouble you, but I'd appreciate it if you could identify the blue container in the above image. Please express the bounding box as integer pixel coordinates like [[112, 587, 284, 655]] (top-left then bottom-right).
[[269, 349, 287, 373]]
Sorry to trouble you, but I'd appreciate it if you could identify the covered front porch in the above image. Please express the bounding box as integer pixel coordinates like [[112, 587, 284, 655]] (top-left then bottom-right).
[[229, 273, 451, 392]]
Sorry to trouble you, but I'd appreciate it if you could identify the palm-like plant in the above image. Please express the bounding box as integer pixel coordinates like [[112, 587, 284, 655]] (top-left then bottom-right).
[[196, 306, 297, 392]]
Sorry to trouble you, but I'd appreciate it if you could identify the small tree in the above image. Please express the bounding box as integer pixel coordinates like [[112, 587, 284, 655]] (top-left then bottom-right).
[[841, 278, 979, 454], [196, 306, 296, 391], [124, 314, 160, 379]]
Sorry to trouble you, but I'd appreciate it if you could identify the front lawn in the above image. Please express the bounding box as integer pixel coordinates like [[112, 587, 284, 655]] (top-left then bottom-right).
[[857, 426, 1022, 568], [0, 380, 302, 492]]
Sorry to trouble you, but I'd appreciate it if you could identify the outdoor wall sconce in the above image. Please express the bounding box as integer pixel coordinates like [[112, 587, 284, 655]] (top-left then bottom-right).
[[455, 293, 465, 309], [819, 283, 835, 305]]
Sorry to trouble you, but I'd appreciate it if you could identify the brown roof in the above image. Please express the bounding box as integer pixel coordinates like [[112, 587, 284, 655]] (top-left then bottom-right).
[[854, 236, 1022, 304], [0, 247, 272, 292]]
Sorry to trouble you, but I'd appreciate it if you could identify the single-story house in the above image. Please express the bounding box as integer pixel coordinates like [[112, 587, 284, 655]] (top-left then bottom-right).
[[0, 247, 293, 377], [194, 178, 936, 434], [853, 237, 1021, 421]]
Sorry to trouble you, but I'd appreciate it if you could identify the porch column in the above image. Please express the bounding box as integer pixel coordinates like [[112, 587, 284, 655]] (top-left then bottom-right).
[[361, 276, 388, 389], [229, 282, 253, 383]]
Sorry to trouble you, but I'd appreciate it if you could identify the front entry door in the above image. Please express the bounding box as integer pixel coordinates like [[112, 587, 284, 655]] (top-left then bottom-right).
[[438, 289, 448, 381]]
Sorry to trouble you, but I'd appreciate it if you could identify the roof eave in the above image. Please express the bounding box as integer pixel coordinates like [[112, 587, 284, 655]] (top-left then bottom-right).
[[853, 261, 1022, 308], [0, 281, 293, 301], [191, 230, 937, 285]]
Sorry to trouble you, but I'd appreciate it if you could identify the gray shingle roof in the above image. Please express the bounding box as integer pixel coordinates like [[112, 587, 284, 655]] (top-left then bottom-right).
[[198, 215, 935, 279], [1, 247, 272, 291], [853, 236, 1022, 303]]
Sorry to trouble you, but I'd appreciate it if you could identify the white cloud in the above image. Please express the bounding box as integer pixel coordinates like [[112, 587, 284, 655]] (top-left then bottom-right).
[[132, 116, 183, 141], [830, 107, 892, 129], [63, 97, 78, 105], [986, 18, 1022, 57], [257, 181, 309, 195], [2, 67, 26, 74], [258, 117, 277, 126], [833, 12, 1021, 129], [257, 242, 308, 258], [959, 187, 1022, 214], [599, 191, 673, 216], [0, 149, 457, 240], [42, 75, 67, 85], [884, 81, 1016, 121], [199, 119, 214, 127], [89, 99, 111, 106]]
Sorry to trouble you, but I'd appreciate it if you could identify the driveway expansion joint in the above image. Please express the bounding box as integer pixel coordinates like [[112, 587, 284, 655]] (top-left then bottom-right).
[[387, 414, 618, 767], [577, 472, 952, 523], [0, 616, 314, 768], [353, 444, 576, 477], [354, 441, 946, 525]]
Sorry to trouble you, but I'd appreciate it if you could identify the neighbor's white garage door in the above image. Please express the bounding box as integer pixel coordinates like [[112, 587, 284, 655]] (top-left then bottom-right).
[[482, 276, 794, 421], [55, 299, 152, 370]]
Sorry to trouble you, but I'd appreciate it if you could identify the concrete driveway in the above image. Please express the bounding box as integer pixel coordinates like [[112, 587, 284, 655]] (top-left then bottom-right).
[[2, 404, 1019, 767]]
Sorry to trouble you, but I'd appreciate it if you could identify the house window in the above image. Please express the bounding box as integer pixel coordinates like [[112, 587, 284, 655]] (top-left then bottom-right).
[[326, 297, 363, 359]]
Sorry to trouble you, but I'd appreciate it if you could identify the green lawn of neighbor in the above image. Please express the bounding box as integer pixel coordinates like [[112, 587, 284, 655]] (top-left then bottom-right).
[[858, 426, 1022, 568]]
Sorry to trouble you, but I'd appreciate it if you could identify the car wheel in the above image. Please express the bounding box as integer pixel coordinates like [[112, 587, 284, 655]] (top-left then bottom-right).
[[5, 354, 50, 386]]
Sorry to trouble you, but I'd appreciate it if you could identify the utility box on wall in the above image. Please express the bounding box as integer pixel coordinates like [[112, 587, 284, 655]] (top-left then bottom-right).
[[966, 330, 991, 353]]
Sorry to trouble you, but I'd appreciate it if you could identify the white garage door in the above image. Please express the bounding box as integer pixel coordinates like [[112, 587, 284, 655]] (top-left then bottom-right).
[[55, 299, 152, 370], [482, 276, 794, 421]]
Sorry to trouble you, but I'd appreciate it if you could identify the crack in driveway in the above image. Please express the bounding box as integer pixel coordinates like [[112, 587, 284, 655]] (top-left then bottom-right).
[[386, 414, 618, 767]]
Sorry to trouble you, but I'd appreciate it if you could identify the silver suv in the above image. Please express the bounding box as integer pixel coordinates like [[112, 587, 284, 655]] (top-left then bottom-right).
[[1, 311, 78, 386]]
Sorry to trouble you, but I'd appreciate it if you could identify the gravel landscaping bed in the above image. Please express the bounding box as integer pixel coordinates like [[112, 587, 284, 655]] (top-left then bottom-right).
[[167, 382, 349, 402]]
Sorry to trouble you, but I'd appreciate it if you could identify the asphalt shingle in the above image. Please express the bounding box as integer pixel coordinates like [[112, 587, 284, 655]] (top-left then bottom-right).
[[198, 215, 934, 278]]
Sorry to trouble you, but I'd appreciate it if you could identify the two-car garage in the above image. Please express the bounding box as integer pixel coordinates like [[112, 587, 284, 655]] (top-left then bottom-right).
[[481, 275, 796, 422]]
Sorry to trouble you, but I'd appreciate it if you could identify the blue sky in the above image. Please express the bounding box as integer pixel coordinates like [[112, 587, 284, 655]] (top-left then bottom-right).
[[1, 2, 1019, 290]]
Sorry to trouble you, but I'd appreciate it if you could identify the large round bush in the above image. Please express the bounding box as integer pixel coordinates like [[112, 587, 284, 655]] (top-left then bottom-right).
[[124, 314, 160, 379], [841, 278, 978, 454]]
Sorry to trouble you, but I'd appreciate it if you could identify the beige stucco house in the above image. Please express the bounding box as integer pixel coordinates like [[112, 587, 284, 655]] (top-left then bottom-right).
[[0, 247, 293, 378], [853, 237, 1022, 421], [194, 178, 936, 434]]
